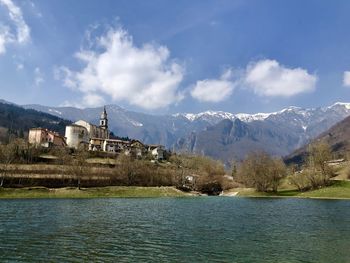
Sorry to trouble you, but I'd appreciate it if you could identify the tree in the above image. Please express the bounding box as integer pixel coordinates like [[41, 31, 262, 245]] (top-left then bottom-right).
[[69, 148, 89, 190], [117, 154, 136, 185], [0, 141, 17, 187], [290, 142, 334, 191], [307, 142, 334, 183], [54, 147, 72, 165], [231, 161, 237, 178], [236, 152, 286, 192]]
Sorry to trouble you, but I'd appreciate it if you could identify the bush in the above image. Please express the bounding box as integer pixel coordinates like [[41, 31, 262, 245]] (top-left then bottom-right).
[[198, 181, 223, 195], [169, 154, 225, 176], [289, 170, 313, 191]]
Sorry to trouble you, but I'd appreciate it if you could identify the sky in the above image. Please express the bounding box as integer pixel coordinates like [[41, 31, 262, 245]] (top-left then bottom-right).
[[1, 0, 350, 114]]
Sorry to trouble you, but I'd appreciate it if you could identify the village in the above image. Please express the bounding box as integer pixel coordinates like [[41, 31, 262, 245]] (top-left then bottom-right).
[[28, 107, 166, 161]]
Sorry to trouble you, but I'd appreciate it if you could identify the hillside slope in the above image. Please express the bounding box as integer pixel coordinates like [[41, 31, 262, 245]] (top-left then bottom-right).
[[0, 102, 71, 142], [285, 115, 350, 164]]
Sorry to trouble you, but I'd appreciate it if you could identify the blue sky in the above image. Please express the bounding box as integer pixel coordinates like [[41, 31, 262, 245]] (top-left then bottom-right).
[[1, 0, 350, 114]]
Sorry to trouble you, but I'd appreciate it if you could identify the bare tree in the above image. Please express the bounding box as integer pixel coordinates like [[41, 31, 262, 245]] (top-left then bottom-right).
[[116, 154, 136, 185], [236, 152, 286, 192], [69, 147, 89, 190], [307, 142, 334, 184], [290, 142, 334, 191], [0, 141, 17, 187]]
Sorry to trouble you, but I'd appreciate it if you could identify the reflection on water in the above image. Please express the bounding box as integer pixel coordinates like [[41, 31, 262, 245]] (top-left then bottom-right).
[[0, 197, 349, 262]]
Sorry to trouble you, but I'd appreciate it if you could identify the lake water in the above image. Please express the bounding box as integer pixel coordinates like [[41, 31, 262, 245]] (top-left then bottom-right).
[[0, 197, 349, 263]]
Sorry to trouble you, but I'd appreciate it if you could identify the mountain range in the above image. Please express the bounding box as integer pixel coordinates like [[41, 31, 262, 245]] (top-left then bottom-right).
[[22, 102, 350, 165]]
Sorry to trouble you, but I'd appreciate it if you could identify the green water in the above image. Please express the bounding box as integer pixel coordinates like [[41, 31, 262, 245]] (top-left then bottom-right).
[[0, 197, 349, 262]]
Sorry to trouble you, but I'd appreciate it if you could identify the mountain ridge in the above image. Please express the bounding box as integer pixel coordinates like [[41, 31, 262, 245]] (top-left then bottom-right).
[[0, 102, 71, 142], [285, 114, 350, 164], [22, 101, 350, 164]]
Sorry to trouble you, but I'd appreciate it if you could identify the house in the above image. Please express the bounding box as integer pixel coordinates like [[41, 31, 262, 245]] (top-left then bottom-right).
[[103, 139, 131, 153], [326, 159, 345, 166], [130, 140, 147, 158], [89, 138, 105, 151], [28, 128, 66, 148], [147, 144, 165, 160]]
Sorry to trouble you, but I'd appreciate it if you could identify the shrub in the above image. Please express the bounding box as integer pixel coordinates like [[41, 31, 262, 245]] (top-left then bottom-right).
[[289, 170, 312, 191]]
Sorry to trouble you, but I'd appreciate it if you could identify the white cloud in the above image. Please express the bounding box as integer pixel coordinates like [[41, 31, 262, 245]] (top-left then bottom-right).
[[61, 93, 105, 108], [58, 27, 184, 109], [0, 0, 30, 54], [82, 93, 105, 107], [190, 69, 236, 102], [34, 67, 44, 86], [343, 71, 350, 87], [244, 59, 317, 97]]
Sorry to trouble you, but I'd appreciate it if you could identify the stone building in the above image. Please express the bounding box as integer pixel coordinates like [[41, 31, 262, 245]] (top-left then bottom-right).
[[29, 128, 66, 148], [148, 145, 165, 160], [65, 107, 109, 149]]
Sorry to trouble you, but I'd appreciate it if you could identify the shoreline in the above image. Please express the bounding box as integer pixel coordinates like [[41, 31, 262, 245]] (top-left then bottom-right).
[[0, 186, 197, 199], [1, 185, 350, 200], [235, 194, 350, 200]]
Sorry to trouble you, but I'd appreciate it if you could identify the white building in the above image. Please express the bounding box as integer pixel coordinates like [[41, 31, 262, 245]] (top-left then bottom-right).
[[65, 124, 89, 149], [65, 107, 109, 149], [148, 145, 165, 160]]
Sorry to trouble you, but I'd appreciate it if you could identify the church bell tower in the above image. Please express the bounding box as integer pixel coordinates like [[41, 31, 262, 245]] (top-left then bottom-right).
[[100, 106, 108, 130]]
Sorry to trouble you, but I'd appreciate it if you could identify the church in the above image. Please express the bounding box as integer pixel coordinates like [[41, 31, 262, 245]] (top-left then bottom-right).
[[64, 107, 155, 158], [65, 107, 110, 150]]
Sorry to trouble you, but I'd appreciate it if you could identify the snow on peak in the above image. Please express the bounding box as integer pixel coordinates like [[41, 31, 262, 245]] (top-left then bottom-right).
[[174, 111, 236, 122], [48, 108, 62, 115], [175, 110, 270, 123], [235, 113, 271, 122], [329, 102, 350, 110], [174, 102, 350, 124]]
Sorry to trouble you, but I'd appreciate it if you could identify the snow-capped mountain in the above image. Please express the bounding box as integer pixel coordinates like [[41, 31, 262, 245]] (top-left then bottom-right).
[[174, 102, 350, 164], [23, 102, 350, 164], [175, 110, 274, 123], [174, 103, 350, 125]]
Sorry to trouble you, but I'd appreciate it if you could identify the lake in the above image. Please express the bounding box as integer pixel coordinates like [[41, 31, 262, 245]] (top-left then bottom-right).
[[0, 197, 349, 262]]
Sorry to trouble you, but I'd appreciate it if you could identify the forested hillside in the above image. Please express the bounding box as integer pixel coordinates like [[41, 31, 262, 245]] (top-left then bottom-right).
[[0, 102, 71, 142]]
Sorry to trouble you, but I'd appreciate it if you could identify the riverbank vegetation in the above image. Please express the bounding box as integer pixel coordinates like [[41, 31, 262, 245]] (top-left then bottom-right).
[[228, 141, 350, 199], [235, 180, 350, 199], [0, 138, 234, 195], [0, 138, 349, 199]]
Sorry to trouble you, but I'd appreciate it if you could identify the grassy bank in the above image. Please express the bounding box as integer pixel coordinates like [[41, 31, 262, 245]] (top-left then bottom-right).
[[0, 186, 192, 199], [236, 180, 350, 199], [1, 181, 349, 200]]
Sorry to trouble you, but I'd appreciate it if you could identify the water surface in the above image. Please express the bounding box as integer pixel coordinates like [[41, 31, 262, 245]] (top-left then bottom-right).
[[0, 197, 349, 262]]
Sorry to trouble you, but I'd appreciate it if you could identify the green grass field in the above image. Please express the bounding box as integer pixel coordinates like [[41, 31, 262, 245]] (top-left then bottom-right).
[[237, 180, 350, 199], [0, 186, 192, 199]]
